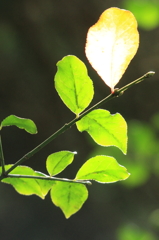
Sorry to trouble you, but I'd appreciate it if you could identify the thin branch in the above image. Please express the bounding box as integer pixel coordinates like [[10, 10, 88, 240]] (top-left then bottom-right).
[[116, 71, 155, 94], [6, 174, 92, 185], [4, 71, 155, 176], [0, 135, 5, 175]]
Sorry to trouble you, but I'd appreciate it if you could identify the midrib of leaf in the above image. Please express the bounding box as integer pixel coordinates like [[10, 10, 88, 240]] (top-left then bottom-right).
[[70, 64, 79, 110], [52, 153, 71, 174], [87, 116, 122, 147]]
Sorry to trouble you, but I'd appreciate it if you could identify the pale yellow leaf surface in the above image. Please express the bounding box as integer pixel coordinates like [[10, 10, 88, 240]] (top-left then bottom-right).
[[85, 7, 139, 92]]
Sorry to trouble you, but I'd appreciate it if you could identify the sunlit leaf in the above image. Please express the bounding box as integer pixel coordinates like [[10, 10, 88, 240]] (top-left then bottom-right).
[[54, 55, 94, 115], [85, 7, 139, 92], [46, 151, 76, 176], [50, 181, 88, 218], [76, 109, 127, 154], [1, 115, 37, 134], [75, 155, 130, 183], [0, 165, 52, 199], [35, 171, 55, 197]]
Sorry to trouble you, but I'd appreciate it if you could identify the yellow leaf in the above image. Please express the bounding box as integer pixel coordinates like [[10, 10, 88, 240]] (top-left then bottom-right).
[[85, 7, 139, 92]]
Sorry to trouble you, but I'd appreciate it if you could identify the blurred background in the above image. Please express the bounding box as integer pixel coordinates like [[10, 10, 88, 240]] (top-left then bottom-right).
[[0, 0, 159, 239]]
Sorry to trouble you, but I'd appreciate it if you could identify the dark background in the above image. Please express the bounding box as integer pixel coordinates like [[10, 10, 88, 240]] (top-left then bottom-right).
[[0, 0, 159, 239]]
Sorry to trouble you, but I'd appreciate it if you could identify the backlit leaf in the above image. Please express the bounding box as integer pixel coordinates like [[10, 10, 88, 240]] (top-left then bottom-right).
[[35, 171, 55, 196], [0, 165, 54, 199], [54, 55, 94, 115], [1, 115, 37, 134], [76, 109, 127, 154], [75, 155, 130, 183], [85, 7, 139, 92], [50, 181, 88, 218], [46, 151, 76, 176]]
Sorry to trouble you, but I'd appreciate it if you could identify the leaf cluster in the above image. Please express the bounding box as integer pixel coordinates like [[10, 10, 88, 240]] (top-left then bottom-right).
[[0, 55, 129, 218], [0, 7, 155, 218]]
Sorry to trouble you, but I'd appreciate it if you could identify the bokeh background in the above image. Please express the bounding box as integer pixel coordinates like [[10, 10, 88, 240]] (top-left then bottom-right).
[[0, 0, 159, 239]]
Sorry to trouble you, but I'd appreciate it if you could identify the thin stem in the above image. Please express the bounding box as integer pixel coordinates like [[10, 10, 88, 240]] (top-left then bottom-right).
[[4, 71, 155, 176], [5, 174, 92, 185], [0, 135, 5, 175], [117, 71, 155, 94]]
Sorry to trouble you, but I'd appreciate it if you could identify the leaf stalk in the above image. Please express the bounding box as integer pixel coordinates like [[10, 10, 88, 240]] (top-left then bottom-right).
[[5, 174, 92, 185]]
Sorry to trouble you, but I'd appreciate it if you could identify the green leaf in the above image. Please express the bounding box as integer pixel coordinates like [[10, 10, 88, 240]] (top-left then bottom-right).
[[0, 165, 54, 199], [129, 121, 156, 157], [75, 155, 130, 183], [76, 109, 127, 154], [122, 0, 159, 30], [1, 115, 37, 134], [50, 181, 88, 218], [117, 223, 157, 240], [121, 161, 149, 188], [35, 171, 56, 196], [54, 55, 94, 115], [46, 151, 76, 176]]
